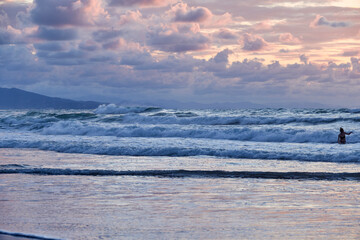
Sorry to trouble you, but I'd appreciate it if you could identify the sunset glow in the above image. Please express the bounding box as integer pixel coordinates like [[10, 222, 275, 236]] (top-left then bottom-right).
[[0, 0, 359, 107]]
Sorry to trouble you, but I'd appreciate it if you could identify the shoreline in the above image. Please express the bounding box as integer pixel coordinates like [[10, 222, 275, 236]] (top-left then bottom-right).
[[0, 231, 60, 240]]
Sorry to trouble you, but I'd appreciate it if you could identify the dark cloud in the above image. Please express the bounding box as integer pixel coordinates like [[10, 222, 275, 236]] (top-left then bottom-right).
[[120, 50, 153, 66], [0, 2, 27, 27], [34, 27, 78, 41], [342, 50, 359, 57], [174, 6, 212, 22], [215, 29, 238, 40], [242, 33, 267, 51], [351, 57, 360, 72], [213, 49, 232, 63], [0, 26, 23, 44], [147, 29, 210, 52], [79, 41, 100, 51], [311, 15, 349, 28], [0, 9, 10, 28], [31, 0, 84, 26], [299, 54, 309, 64], [108, 0, 166, 6], [36, 49, 88, 65], [93, 29, 123, 42], [202, 49, 232, 73], [135, 54, 200, 72], [102, 38, 125, 49], [34, 42, 66, 51], [0, 28, 13, 44], [30, 0, 107, 27], [279, 49, 290, 53], [37, 49, 87, 59]]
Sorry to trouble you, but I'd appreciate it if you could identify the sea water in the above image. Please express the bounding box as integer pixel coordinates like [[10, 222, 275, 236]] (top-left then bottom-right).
[[0, 105, 359, 239]]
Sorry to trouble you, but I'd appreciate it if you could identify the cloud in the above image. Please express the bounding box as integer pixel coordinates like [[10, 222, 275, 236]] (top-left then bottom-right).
[[37, 49, 88, 65], [279, 33, 301, 44], [0, 2, 28, 27], [254, 20, 273, 30], [34, 26, 78, 41], [215, 29, 238, 40], [279, 49, 290, 53], [30, 0, 108, 27], [102, 38, 126, 49], [299, 54, 309, 64], [34, 42, 66, 51], [119, 50, 153, 66], [93, 29, 123, 42], [0, 9, 10, 27], [118, 10, 142, 25], [351, 57, 360, 72], [242, 33, 268, 51], [0, 28, 13, 44], [342, 50, 359, 57], [0, 25, 22, 44], [310, 15, 349, 28], [202, 49, 232, 73], [173, 3, 212, 23], [147, 26, 210, 52], [213, 49, 232, 63], [108, 0, 167, 7], [79, 40, 99, 51]]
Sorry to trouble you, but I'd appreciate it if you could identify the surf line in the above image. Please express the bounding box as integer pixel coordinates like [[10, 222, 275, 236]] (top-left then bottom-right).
[[1, 168, 360, 181], [0, 230, 62, 240]]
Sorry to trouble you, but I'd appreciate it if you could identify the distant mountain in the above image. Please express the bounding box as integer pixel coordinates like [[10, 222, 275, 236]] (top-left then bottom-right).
[[0, 87, 103, 109]]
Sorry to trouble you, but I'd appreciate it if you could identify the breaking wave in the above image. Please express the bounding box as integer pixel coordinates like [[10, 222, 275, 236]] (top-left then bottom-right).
[[1, 107, 360, 162], [1, 138, 359, 162]]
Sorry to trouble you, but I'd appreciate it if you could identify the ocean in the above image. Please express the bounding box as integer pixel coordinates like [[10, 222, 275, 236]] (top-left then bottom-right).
[[0, 105, 359, 239]]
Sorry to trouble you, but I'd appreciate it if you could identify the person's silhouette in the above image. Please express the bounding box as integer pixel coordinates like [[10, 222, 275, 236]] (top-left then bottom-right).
[[338, 127, 352, 144]]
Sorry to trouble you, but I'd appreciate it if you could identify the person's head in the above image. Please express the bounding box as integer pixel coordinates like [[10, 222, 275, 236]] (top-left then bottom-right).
[[340, 127, 344, 133]]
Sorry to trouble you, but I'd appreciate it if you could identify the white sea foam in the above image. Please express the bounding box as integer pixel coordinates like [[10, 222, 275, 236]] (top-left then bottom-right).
[[94, 104, 159, 114], [0, 135, 359, 162], [1, 108, 360, 162]]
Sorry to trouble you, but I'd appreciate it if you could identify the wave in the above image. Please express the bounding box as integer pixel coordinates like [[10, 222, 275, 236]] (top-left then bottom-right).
[[36, 122, 356, 143], [2, 108, 360, 130], [94, 104, 161, 114], [1, 168, 359, 181], [1, 139, 359, 163], [117, 115, 360, 126], [0, 164, 29, 169], [0, 230, 61, 240]]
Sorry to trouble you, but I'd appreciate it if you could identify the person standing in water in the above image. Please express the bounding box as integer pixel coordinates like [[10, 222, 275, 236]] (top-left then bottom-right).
[[338, 127, 352, 144]]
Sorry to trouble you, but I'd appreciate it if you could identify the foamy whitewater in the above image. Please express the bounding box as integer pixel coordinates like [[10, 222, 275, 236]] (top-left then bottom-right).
[[1, 105, 360, 162], [1, 105, 360, 239]]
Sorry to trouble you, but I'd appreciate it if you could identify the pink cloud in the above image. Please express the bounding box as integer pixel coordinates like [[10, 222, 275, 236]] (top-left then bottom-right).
[[119, 10, 142, 25], [215, 29, 238, 40], [241, 33, 268, 51], [310, 15, 349, 28], [342, 50, 359, 57], [279, 33, 301, 44], [254, 20, 273, 30], [31, 0, 109, 27], [147, 28, 210, 52], [108, 0, 168, 7], [102, 38, 126, 49], [172, 3, 212, 23]]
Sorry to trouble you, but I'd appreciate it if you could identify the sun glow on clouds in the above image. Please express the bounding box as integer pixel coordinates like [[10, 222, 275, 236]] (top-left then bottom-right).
[[0, 0, 360, 107]]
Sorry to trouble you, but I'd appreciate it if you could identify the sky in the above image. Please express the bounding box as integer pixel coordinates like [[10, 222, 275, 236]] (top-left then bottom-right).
[[0, 0, 359, 108]]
